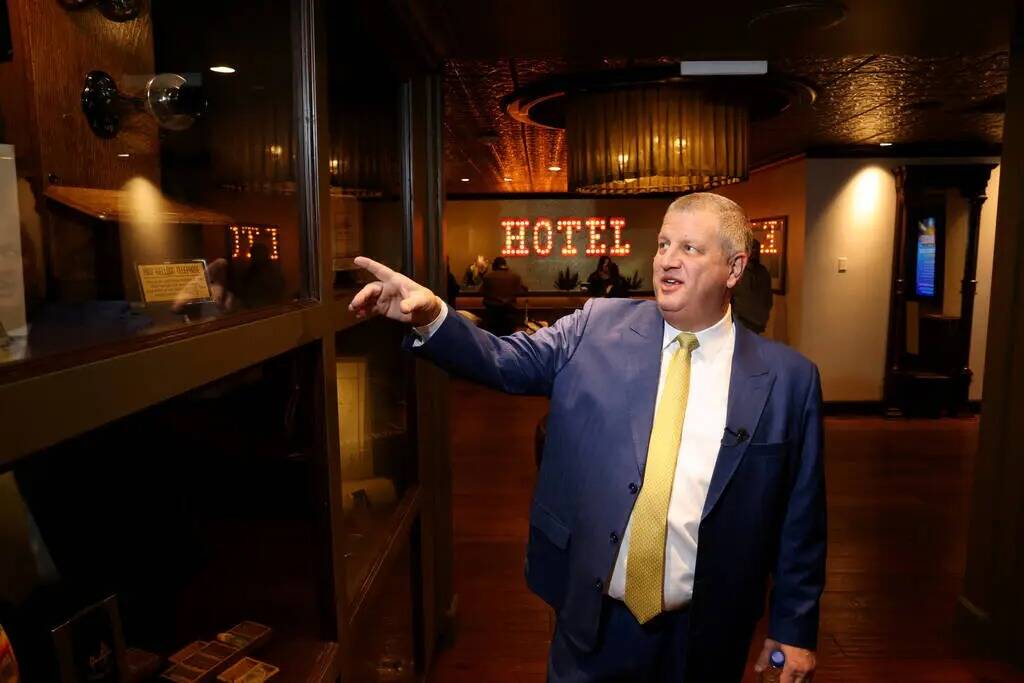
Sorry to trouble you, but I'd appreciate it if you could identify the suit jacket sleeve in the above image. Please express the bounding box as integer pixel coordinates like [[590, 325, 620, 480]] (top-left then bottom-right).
[[768, 364, 827, 650], [404, 299, 594, 396]]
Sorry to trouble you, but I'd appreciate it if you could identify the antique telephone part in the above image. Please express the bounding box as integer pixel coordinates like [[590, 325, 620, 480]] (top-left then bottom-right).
[[58, 0, 141, 22], [81, 71, 207, 138]]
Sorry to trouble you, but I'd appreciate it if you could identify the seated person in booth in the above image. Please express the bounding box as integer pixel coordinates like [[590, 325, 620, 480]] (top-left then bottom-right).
[[732, 238, 774, 335], [462, 254, 490, 288], [479, 256, 526, 336], [350, 193, 825, 683], [588, 256, 630, 298], [606, 262, 631, 298], [586, 255, 614, 296]]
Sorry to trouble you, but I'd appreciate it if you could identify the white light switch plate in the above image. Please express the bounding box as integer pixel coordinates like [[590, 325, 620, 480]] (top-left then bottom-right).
[[838, 257, 848, 273]]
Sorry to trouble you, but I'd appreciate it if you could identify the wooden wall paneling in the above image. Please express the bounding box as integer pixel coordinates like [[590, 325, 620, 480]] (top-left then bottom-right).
[[0, 0, 39, 182], [15, 0, 159, 302], [21, 0, 159, 189], [0, 0, 45, 305]]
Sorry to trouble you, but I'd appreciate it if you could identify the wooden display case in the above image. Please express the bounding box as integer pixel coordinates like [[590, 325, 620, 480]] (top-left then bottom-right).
[[0, 2, 452, 683]]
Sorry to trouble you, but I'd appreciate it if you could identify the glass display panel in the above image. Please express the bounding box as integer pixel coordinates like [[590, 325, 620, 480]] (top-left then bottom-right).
[[334, 317, 416, 602], [0, 0, 309, 371], [0, 344, 333, 681], [349, 543, 417, 683], [324, 2, 406, 291]]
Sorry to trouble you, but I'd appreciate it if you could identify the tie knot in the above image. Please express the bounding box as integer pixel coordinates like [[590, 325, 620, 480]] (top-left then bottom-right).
[[675, 332, 699, 354]]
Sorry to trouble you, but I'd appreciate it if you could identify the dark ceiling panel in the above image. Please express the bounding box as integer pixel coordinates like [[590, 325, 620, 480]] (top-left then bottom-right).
[[411, 0, 1012, 60]]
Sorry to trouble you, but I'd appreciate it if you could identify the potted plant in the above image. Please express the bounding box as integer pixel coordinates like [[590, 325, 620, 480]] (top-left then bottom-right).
[[553, 267, 580, 291]]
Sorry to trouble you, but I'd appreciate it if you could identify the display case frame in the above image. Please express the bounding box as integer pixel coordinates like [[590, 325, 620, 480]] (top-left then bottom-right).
[[0, 1, 452, 681]]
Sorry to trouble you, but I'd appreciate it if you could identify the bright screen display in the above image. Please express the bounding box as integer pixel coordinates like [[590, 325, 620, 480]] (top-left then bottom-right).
[[915, 217, 937, 297]]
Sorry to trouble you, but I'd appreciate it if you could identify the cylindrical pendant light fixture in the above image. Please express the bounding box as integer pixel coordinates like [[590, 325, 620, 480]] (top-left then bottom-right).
[[566, 86, 749, 194]]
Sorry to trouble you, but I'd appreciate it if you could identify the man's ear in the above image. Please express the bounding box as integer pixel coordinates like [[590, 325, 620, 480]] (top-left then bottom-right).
[[726, 252, 749, 288]]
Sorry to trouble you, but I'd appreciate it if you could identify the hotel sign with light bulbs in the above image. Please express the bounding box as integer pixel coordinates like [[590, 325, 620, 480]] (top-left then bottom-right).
[[500, 217, 631, 257]]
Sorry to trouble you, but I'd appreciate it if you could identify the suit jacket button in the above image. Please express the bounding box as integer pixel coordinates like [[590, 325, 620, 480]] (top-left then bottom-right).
[[594, 578, 603, 592], [628, 482, 638, 494], [609, 531, 619, 544]]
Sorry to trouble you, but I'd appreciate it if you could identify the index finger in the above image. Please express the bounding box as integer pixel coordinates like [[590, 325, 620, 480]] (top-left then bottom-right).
[[354, 256, 397, 281]]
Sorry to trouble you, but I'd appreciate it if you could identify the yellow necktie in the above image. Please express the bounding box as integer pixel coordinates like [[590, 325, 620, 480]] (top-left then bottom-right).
[[624, 331, 699, 624]]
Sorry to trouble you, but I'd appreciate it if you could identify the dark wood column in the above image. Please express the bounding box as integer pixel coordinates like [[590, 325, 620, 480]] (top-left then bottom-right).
[[954, 180, 990, 395], [882, 167, 908, 413], [958, 0, 1024, 665]]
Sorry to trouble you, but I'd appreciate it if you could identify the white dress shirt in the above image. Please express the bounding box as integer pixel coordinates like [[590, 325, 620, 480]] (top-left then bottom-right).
[[412, 299, 449, 344], [608, 307, 735, 609], [414, 300, 736, 608]]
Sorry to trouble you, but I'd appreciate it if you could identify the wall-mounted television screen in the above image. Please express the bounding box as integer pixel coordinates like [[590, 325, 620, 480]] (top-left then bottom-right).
[[915, 216, 937, 298]]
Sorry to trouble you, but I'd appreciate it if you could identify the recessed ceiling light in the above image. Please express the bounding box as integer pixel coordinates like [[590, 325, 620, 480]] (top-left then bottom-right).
[[503, 177, 512, 182], [879, 142, 893, 147], [210, 65, 236, 74], [548, 165, 562, 172], [117, 153, 130, 158], [460, 177, 470, 182]]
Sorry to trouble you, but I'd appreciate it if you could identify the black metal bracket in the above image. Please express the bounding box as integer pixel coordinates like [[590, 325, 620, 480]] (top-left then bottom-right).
[[81, 70, 206, 139], [81, 70, 136, 138]]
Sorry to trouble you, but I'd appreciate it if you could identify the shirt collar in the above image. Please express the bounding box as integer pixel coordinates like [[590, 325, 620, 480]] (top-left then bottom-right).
[[662, 306, 734, 361]]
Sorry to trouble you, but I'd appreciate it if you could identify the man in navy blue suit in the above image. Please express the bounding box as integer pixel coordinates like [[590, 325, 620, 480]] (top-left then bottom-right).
[[351, 193, 825, 682]]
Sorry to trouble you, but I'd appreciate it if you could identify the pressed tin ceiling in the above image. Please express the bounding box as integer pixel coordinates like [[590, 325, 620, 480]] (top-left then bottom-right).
[[444, 53, 1008, 194], [428, 0, 1010, 195]]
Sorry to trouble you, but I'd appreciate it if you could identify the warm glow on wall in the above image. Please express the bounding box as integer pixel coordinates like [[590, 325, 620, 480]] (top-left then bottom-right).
[[851, 166, 888, 222]]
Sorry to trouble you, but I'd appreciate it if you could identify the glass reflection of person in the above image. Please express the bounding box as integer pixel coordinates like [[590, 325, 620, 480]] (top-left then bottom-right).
[[238, 242, 285, 309]]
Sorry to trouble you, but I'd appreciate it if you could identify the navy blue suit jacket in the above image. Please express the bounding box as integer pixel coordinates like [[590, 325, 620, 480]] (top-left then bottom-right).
[[412, 298, 826, 679]]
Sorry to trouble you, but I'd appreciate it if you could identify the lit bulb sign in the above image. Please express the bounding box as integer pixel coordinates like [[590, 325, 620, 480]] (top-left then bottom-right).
[[228, 225, 280, 260], [750, 217, 783, 256], [501, 217, 631, 257]]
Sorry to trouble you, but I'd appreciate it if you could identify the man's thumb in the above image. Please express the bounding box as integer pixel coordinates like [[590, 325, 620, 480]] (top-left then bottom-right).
[[400, 290, 428, 314]]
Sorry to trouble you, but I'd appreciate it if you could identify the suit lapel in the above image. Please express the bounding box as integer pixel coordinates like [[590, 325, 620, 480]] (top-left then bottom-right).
[[623, 303, 665, 477], [701, 322, 774, 521]]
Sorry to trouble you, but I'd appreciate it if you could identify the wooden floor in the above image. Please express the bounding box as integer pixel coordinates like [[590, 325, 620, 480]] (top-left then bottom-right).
[[427, 380, 1024, 682]]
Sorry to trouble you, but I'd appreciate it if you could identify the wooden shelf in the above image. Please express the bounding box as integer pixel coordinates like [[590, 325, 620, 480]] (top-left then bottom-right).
[[346, 485, 421, 622], [44, 185, 234, 225]]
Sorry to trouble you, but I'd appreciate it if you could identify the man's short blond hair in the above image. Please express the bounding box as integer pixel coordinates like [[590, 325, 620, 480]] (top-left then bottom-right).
[[665, 192, 753, 258]]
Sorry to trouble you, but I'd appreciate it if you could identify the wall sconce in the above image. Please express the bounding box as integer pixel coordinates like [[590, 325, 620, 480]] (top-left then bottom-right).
[[58, 0, 140, 22], [81, 71, 207, 138]]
